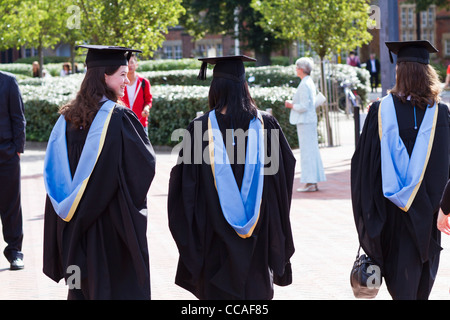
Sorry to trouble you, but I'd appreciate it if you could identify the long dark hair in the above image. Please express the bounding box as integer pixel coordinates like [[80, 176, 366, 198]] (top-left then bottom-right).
[[208, 77, 258, 128], [59, 66, 120, 129], [389, 61, 441, 109]]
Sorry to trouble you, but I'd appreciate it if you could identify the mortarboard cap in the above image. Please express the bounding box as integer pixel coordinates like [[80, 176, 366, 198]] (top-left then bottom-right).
[[385, 40, 438, 64], [76, 45, 142, 68], [197, 55, 256, 82]]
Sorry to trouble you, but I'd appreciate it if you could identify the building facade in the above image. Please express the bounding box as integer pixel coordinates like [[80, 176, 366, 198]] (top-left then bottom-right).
[[154, 26, 238, 60]]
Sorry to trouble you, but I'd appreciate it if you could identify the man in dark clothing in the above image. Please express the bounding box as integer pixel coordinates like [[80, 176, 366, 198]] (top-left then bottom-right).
[[365, 53, 380, 92], [0, 71, 26, 270]]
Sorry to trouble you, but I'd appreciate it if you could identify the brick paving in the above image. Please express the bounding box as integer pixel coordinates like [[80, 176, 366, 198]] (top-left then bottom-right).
[[1, 90, 450, 300]]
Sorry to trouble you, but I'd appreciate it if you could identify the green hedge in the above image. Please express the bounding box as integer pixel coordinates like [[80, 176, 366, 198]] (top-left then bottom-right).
[[140, 65, 300, 87], [18, 63, 369, 148], [20, 74, 80, 141], [19, 78, 297, 148], [139, 64, 370, 105], [24, 99, 61, 141], [148, 85, 297, 147]]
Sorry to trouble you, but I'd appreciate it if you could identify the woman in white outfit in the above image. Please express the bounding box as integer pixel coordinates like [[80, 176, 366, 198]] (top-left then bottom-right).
[[285, 57, 326, 192]]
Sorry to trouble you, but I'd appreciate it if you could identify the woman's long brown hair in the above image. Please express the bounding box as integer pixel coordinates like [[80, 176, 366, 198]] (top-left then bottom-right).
[[59, 66, 120, 129], [389, 61, 441, 109]]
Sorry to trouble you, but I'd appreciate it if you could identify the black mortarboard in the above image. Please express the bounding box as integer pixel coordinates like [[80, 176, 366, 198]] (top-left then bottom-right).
[[385, 40, 438, 64], [76, 45, 142, 68], [197, 55, 256, 82]]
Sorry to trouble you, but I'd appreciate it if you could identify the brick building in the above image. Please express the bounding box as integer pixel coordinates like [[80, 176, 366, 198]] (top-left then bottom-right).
[[361, 1, 450, 66], [154, 26, 238, 60]]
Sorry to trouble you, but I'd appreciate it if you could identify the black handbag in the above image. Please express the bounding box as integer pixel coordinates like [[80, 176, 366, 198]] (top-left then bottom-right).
[[350, 246, 382, 299]]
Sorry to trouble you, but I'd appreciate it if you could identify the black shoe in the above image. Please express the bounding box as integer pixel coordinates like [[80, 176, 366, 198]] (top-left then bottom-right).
[[10, 258, 24, 270]]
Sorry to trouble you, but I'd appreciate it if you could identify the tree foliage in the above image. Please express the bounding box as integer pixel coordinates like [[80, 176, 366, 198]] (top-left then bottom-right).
[[75, 0, 185, 56], [251, 0, 373, 59], [0, 0, 186, 60], [180, 0, 288, 65], [0, 0, 68, 51]]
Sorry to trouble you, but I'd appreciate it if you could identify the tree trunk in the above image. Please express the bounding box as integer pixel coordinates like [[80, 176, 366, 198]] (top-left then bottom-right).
[[38, 40, 44, 78], [70, 43, 76, 74], [254, 47, 271, 67], [319, 57, 333, 147]]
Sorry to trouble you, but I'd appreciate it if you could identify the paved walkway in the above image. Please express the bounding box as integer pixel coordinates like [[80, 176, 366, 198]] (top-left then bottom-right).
[[1, 89, 450, 300]]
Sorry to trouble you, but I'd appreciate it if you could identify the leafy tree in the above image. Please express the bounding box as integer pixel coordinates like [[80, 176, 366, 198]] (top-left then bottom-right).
[[75, 0, 185, 58], [180, 0, 289, 66], [252, 0, 372, 61], [0, 0, 186, 74], [252, 0, 373, 146], [0, 0, 70, 76]]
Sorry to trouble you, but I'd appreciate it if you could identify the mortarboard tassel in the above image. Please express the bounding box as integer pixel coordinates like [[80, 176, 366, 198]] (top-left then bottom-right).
[[197, 61, 208, 80], [389, 50, 394, 64], [126, 51, 132, 61]]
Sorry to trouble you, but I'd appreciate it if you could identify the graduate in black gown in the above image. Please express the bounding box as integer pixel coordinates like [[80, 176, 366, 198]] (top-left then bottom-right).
[[168, 56, 296, 300], [43, 45, 156, 299], [351, 40, 450, 300]]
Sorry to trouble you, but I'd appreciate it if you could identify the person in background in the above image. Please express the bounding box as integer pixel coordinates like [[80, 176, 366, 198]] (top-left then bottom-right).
[[347, 51, 361, 67], [32, 61, 40, 77], [366, 53, 381, 92], [444, 64, 449, 89], [60, 63, 71, 77], [351, 40, 449, 300], [0, 71, 26, 270], [123, 54, 152, 135], [285, 57, 326, 192]]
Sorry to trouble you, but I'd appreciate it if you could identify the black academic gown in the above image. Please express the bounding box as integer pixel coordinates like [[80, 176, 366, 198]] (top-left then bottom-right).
[[351, 96, 450, 299], [168, 110, 296, 300], [441, 180, 450, 215], [43, 104, 156, 300]]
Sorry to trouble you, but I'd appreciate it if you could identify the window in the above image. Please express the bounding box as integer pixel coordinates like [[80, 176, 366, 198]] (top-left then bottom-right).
[[163, 46, 172, 59], [197, 44, 207, 57], [160, 40, 183, 60], [421, 11, 427, 28], [408, 7, 414, 28], [400, 4, 420, 41], [445, 39, 450, 57], [401, 8, 407, 28], [195, 39, 223, 58], [25, 48, 36, 58], [428, 8, 434, 27], [419, 6, 435, 44], [174, 45, 182, 60]]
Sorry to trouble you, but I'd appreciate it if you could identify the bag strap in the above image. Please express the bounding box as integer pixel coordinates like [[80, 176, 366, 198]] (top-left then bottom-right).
[[356, 245, 362, 258]]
